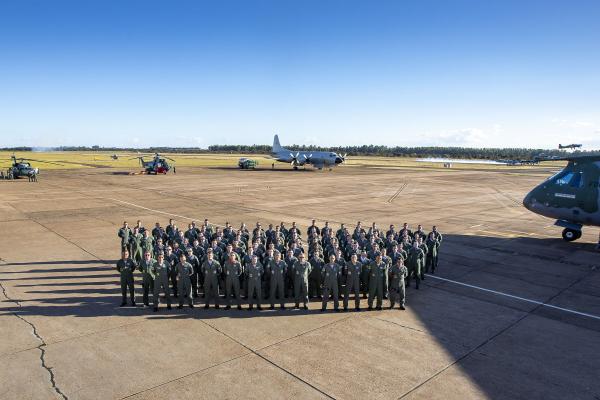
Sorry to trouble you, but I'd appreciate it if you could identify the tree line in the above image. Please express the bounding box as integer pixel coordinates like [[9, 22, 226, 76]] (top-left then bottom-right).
[[0, 145, 591, 160]]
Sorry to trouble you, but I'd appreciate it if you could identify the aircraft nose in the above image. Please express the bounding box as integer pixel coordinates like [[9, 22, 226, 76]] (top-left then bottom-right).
[[522, 191, 534, 211], [335, 157, 343, 164]]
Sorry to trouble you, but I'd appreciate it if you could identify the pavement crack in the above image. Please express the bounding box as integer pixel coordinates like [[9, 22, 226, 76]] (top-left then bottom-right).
[[0, 280, 68, 400]]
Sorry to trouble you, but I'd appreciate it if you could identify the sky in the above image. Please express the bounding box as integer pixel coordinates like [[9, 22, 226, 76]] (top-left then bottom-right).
[[1, 0, 599, 149]]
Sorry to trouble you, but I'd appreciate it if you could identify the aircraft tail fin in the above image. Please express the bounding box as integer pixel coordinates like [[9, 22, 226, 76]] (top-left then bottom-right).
[[273, 134, 283, 152]]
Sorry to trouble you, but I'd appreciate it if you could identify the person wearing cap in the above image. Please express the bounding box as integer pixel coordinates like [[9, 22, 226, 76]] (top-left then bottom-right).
[[116, 249, 137, 307], [344, 253, 362, 311], [138, 250, 156, 307], [246, 254, 264, 310], [151, 252, 172, 311], [201, 250, 222, 309], [118, 221, 132, 253], [292, 253, 312, 310], [269, 251, 287, 309], [389, 258, 407, 310], [321, 254, 341, 312], [368, 253, 387, 310], [176, 253, 194, 309], [224, 252, 243, 310]]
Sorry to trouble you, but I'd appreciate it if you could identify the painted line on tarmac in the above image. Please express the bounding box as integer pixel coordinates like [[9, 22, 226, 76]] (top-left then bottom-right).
[[426, 274, 600, 321], [102, 197, 225, 227]]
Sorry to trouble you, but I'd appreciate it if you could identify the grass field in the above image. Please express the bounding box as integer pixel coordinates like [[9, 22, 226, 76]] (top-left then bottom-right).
[[0, 151, 566, 171]]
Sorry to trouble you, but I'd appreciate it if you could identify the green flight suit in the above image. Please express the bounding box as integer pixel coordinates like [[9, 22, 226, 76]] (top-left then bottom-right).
[[389, 264, 407, 309], [176, 261, 194, 307], [368, 261, 387, 309], [118, 227, 132, 252], [116, 258, 136, 305], [359, 257, 371, 298], [344, 261, 362, 310], [224, 260, 242, 307], [202, 259, 222, 307], [293, 260, 312, 307], [141, 236, 154, 257], [269, 260, 287, 308], [138, 257, 155, 306], [321, 262, 341, 310], [406, 247, 424, 289], [151, 260, 171, 309], [418, 243, 428, 280], [246, 261, 264, 308], [426, 237, 439, 273], [309, 257, 324, 298], [130, 233, 143, 263]]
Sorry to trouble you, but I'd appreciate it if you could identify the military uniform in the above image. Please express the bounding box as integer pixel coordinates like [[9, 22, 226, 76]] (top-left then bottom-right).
[[426, 236, 440, 273], [151, 259, 172, 310], [118, 227, 132, 252], [187, 253, 200, 298], [176, 261, 194, 308], [321, 262, 341, 311], [138, 257, 155, 306], [368, 260, 387, 309], [224, 259, 243, 309], [116, 258, 136, 305], [293, 260, 312, 308], [202, 259, 222, 308], [406, 246, 424, 289], [389, 263, 408, 309], [246, 261, 264, 309], [359, 256, 371, 298], [309, 255, 324, 298], [130, 233, 143, 263], [344, 261, 362, 310], [269, 259, 287, 308]]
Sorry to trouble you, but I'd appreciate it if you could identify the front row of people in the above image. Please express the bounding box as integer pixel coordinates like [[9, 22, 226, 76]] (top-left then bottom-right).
[[116, 248, 410, 312]]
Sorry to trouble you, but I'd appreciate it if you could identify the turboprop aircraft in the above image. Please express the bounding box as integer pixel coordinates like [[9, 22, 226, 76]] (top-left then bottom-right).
[[271, 134, 347, 170]]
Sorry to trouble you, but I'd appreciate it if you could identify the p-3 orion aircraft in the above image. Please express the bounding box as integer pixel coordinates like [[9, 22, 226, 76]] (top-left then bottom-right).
[[271, 134, 347, 170], [523, 153, 600, 241]]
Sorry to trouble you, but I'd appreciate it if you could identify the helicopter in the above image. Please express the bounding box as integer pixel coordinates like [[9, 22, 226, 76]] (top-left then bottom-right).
[[1, 155, 61, 179], [130, 153, 175, 174], [523, 151, 600, 241]]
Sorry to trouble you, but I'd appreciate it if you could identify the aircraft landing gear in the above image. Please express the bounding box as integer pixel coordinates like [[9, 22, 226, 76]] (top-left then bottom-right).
[[562, 228, 581, 242]]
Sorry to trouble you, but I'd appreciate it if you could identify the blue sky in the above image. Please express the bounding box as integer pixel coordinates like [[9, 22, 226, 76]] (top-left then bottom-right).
[[1, 0, 599, 149]]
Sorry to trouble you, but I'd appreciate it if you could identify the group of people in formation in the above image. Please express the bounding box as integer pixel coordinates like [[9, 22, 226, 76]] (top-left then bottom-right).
[[116, 218, 442, 313]]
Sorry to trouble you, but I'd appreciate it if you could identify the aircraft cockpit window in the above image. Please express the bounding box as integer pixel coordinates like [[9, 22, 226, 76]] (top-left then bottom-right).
[[553, 170, 584, 187], [570, 172, 584, 188], [554, 171, 575, 186]]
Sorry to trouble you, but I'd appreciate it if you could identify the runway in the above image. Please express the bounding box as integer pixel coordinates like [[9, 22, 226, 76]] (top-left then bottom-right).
[[1, 164, 599, 400]]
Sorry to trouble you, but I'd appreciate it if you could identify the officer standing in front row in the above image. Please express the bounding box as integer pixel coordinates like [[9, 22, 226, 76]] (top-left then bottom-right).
[[151, 252, 172, 312], [202, 251, 222, 309], [368, 254, 387, 310], [139, 250, 155, 307], [389, 258, 407, 310], [176, 253, 194, 309], [247, 255, 263, 310], [269, 251, 287, 310], [321, 254, 341, 312], [224, 252, 243, 310], [293, 253, 311, 310], [344, 253, 362, 311], [116, 250, 136, 307]]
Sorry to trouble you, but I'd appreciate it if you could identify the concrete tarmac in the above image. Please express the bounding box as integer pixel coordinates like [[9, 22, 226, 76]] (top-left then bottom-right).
[[0, 165, 599, 400]]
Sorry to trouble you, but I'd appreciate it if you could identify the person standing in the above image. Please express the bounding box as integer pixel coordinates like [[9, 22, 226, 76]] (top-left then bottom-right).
[[118, 221, 132, 253], [389, 258, 407, 310], [176, 254, 194, 309], [344, 254, 362, 311], [246, 255, 263, 310], [321, 254, 341, 312], [138, 250, 155, 307], [151, 252, 172, 311], [368, 254, 387, 310], [269, 251, 287, 310], [293, 253, 312, 310], [116, 250, 136, 307], [202, 250, 222, 309], [224, 252, 243, 310]]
